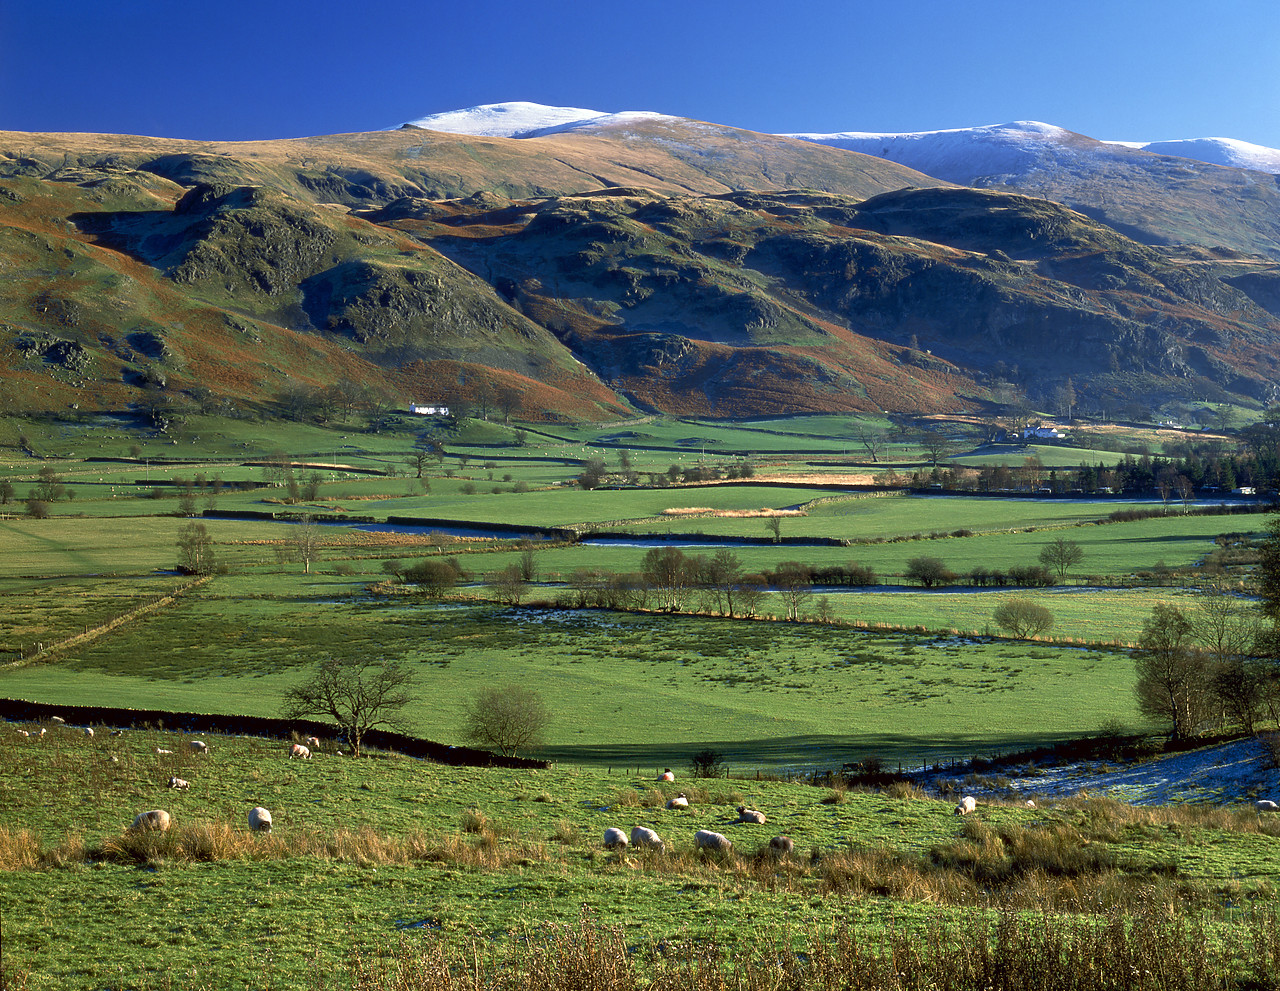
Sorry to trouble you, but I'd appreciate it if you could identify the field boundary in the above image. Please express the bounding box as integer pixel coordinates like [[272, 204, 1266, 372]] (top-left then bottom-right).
[[1, 574, 212, 669]]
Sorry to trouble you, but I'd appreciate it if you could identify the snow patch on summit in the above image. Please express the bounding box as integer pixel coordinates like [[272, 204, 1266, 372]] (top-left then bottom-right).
[[395, 101, 671, 139]]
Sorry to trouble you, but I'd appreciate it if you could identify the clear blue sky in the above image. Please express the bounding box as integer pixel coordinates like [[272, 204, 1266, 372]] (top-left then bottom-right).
[[4, 0, 1279, 148]]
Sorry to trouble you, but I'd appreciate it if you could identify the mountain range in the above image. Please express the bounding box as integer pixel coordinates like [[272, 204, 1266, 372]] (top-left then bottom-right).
[[2, 102, 1279, 425]]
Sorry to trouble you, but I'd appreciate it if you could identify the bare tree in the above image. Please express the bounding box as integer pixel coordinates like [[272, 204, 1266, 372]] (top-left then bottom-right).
[[1133, 603, 1211, 741], [462, 684, 549, 757], [487, 564, 527, 606], [176, 522, 217, 575], [1038, 537, 1084, 582], [276, 514, 323, 574], [774, 562, 812, 621], [280, 656, 415, 757], [854, 430, 886, 463]]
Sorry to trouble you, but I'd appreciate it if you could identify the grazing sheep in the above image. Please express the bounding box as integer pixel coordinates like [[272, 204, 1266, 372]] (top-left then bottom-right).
[[955, 795, 977, 816], [130, 809, 171, 833], [768, 835, 795, 857], [168, 776, 190, 790], [695, 829, 733, 854], [629, 825, 664, 852], [36, 728, 46, 737], [109, 729, 123, 737], [83, 727, 94, 738], [657, 768, 675, 782], [16, 729, 29, 737], [49, 716, 65, 724], [248, 807, 273, 832], [666, 793, 689, 810], [1025, 799, 1037, 809], [289, 743, 311, 759], [1257, 799, 1279, 812], [602, 827, 629, 850], [189, 740, 208, 754], [156, 748, 173, 755], [305, 736, 322, 748], [735, 806, 767, 825]]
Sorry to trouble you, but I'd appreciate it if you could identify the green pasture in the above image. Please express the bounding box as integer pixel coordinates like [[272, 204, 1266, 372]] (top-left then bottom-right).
[[2, 726, 1280, 988], [1, 576, 1142, 769]]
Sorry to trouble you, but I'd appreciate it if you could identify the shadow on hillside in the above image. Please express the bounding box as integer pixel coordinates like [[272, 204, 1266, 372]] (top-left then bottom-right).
[[540, 729, 1079, 773]]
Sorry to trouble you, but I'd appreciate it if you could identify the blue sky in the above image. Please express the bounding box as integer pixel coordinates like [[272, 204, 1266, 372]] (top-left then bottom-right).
[[4, 0, 1279, 148]]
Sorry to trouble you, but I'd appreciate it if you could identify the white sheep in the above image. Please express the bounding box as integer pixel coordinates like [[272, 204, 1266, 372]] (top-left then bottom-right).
[[768, 835, 795, 857], [289, 743, 311, 759], [49, 716, 65, 725], [629, 825, 664, 852], [109, 729, 123, 737], [695, 829, 733, 853], [602, 827, 629, 850], [83, 727, 94, 738], [248, 807, 273, 832], [735, 805, 766, 825], [666, 793, 689, 810], [955, 795, 977, 816], [168, 776, 190, 790], [305, 736, 322, 748], [36, 727, 46, 737], [1025, 799, 1037, 809], [130, 809, 171, 832], [16, 729, 29, 737], [156, 748, 173, 755], [1256, 799, 1279, 812], [657, 768, 675, 782], [189, 740, 208, 754]]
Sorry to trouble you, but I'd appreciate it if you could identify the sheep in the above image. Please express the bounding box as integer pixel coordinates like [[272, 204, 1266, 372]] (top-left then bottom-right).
[[248, 807, 273, 832], [49, 716, 65, 724], [735, 805, 767, 825], [156, 748, 173, 755], [603, 827, 629, 850], [83, 727, 94, 738], [1257, 799, 1279, 812], [666, 793, 689, 810], [1025, 799, 1037, 809], [695, 829, 733, 854], [305, 736, 322, 748], [768, 835, 795, 858], [109, 729, 123, 737], [16, 729, 29, 737], [955, 795, 977, 816], [36, 727, 46, 737], [168, 776, 190, 790], [189, 740, 208, 754], [130, 809, 171, 833], [629, 825, 664, 852], [657, 768, 675, 782], [289, 743, 311, 760]]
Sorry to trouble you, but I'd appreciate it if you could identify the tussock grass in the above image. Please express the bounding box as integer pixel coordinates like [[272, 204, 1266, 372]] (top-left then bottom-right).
[[325, 908, 1280, 991]]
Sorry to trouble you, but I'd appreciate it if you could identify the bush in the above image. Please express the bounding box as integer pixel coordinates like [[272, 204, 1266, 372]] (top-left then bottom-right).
[[905, 556, 954, 588], [689, 749, 727, 778], [992, 598, 1055, 638], [1008, 564, 1055, 587]]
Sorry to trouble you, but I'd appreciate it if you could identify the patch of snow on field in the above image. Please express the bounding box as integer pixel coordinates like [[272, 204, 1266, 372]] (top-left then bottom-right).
[[920, 738, 1280, 807]]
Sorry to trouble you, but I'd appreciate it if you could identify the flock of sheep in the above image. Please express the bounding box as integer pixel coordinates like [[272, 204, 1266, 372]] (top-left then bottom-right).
[[12, 718, 326, 837], [15, 723, 1280, 852], [603, 769, 793, 857]]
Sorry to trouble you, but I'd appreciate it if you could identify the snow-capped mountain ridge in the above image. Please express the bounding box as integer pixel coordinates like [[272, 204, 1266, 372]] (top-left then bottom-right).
[[395, 102, 1280, 176]]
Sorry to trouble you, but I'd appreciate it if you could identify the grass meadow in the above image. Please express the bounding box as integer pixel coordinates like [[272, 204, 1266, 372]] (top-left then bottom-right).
[[0, 411, 1274, 988], [2, 729, 1280, 988]]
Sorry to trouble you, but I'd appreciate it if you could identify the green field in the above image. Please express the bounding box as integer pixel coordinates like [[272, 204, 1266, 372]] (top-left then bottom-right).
[[0, 411, 1275, 989]]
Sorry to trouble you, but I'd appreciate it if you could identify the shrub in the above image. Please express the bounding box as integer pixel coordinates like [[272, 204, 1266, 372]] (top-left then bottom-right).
[[689, 749, 727, 778], [993, 598, 1055, 638], [905, 556, 954, 587]]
